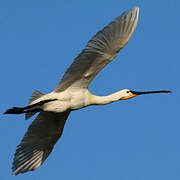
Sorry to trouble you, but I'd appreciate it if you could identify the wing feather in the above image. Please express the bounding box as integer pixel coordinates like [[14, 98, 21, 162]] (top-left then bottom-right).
[[12, 111, 70, 175], [54, 7, 139, 92]]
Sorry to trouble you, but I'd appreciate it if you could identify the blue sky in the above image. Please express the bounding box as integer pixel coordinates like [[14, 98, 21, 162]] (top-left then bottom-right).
[[1, 0, 179, 179]]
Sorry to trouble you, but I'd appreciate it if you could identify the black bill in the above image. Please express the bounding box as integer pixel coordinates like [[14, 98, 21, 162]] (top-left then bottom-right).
[[130, 90, 172, 95]]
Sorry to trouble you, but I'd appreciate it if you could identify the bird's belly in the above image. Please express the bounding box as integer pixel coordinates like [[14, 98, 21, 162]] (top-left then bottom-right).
[[42, 100, 70, 113], [69, 93, 89, 110], [70, 102, 86, 110], [69, 97, 86, 110], [42, 90, 89, 112], [42, 98, 87, 112]]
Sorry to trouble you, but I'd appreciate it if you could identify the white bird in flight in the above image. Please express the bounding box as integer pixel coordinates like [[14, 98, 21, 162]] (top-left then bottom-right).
[[4, 7, 171, 175]]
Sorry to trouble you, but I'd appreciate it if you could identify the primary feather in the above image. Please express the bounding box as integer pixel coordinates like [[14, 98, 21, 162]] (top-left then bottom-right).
[[54, 7, 139, 92], [12, 111, 70, 175]]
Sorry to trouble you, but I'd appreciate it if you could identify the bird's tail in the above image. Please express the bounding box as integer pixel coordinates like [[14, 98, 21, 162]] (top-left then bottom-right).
[[25, 90, 44, 120], [4, 90, 44, 119], [4, 90, 58, 119]]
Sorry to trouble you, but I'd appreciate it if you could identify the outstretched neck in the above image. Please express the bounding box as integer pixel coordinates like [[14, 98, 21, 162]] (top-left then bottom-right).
[[88, 91, 122, 105]]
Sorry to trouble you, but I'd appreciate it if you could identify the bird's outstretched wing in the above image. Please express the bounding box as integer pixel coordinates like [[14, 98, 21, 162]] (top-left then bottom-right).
[[12, 111, 70, 175], [54, 7, 139, 92]]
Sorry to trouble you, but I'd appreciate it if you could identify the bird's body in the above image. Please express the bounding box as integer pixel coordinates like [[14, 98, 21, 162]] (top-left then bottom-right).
[[27, 89, 138, 113], [4, 7, 171, 175], [33, 89, 90, 112]]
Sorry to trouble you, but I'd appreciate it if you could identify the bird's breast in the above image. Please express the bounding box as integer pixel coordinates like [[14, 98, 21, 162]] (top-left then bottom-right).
[[42, 90, 90, 112], [69, 90, 89, 110]]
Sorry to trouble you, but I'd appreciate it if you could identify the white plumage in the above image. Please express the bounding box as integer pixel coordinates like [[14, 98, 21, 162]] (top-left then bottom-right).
[[4, 7, 171, 175]]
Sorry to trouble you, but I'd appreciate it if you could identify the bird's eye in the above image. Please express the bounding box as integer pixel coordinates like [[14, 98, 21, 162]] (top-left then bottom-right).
[[126, 91, 130, 93]]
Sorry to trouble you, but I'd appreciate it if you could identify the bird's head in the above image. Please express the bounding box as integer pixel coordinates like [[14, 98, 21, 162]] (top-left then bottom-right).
[[119, 89, 171, 100]]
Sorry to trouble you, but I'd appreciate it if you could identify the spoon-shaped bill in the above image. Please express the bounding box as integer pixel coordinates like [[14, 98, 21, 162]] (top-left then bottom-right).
[[131, 90, 172, 95]]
